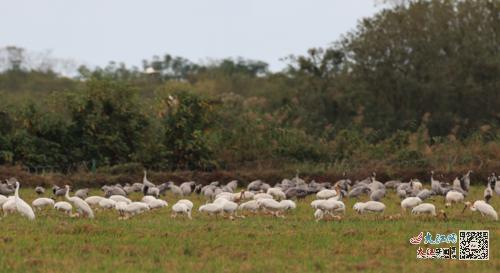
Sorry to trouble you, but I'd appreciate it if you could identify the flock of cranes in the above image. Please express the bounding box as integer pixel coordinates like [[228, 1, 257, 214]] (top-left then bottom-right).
[[0, 170, 498, 222]]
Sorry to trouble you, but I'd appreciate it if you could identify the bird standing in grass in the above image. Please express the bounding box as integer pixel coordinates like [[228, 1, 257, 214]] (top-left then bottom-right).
[[484, 174, 495, 204], [401, 197, 422, 212], [199, 203, 224, 218], [143, 170, 155, 188], [54, 201, 73, 215], [412, 203, 436, 216], [353, 201, 385, 214], [32, 198, 55, 210], [459, 170, 472, 192], [172, 201, 192, 219], [2, 197, 16, 216], [35, 186, 45, 195], [411, 203, 447, 220], [14, 182, 35, 220], [238, 200, 260, 215], [65, 185, 94, 218], [462, 200, 498, 221], [445, 191, 464, 207], [85, 196, 105, 207], [52, 185, 67, 199]]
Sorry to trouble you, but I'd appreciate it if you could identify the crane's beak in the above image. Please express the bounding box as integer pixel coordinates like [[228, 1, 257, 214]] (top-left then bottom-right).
[[461, 205, 467, 214]]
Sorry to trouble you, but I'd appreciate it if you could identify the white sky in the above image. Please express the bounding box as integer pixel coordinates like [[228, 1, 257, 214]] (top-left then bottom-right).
[[0, 0, 382, 71]]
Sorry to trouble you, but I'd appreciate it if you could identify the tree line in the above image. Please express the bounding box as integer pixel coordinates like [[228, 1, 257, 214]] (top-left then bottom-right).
[[0, 0, 499, 173]]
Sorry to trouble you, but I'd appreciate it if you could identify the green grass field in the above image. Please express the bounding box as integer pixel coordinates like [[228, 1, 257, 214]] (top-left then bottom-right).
[[0, 186, 498, 273]]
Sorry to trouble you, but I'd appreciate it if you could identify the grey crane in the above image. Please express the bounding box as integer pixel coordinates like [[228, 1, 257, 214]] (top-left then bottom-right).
[[52, 185, 67, 198], [75, 188, 89, 199], [459, 170, 472, 192], [35, 186, 45, 195], [484, 174, 496, 204]]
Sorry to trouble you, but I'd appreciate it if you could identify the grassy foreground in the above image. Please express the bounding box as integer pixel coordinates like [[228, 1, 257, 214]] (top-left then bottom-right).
[[0, 186, 498, 273]]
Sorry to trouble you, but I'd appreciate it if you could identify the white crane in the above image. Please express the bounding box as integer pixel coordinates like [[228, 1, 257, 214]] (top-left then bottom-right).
[[215, 192, 235, 201], [253, 193, 274, 200], [171, 202, 192, 219], [118, 202, 150, 220], [316, 189, 337, 200], [14, 182, 35, 220], [143, 170, 155, 188], [213, 198, 239, 219], [54, 201, 73, 215], [445, 191, 464, 207], [32, 198, 55, 210], [199, 203, 224, 218], [412, 203, 447, 219], [176, 199, 194, 210], [316, 199, 345, 216], [140, 196, 156, 204], [98, 198, 117, 209], [463, 200, 498, 221], [147, 198, 168, 209], [238, 200, 260, 214], [267, 188, 287, 200], [65, 185, 94, 218], [280, 200, 296, 210], [412, 180, 423, 191], [353, 201, 385, 214], [257, 199, 288, 218], [237, 191, 255, 201], [412, 203, 437, 216], [84, 196, 105, 207], [401, 197, 423, 212], [0, 194, 8, 207], [2, 197, 16, 216], [109, 195, 131, 204], [141, 195, 167, 209], [314, 209, 325, 222]]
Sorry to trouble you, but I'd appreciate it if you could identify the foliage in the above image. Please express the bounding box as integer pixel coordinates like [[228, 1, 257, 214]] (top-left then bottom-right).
[[66, 80, 149, 167], [161, 90, 215, 170], [0, 0, 499, 172]]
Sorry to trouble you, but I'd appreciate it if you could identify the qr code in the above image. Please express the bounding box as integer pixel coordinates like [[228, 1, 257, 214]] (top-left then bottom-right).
[[459, 230, 489, 260]]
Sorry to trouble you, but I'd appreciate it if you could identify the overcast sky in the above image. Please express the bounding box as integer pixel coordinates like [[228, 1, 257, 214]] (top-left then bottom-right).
[[0, 0, 382, 71]]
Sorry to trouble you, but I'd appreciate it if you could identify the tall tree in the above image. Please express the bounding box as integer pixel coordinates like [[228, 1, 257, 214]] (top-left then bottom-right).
[[341, 0, 500, 138]]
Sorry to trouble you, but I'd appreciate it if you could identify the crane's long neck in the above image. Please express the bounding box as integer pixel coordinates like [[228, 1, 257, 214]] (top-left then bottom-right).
[[430, 173, 436, 184], [65, 188, 71, 201], [14, 183, 20, 201]]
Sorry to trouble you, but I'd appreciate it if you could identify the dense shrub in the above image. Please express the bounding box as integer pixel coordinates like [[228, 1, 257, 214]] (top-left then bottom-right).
[[0, 0, 499, 173]]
